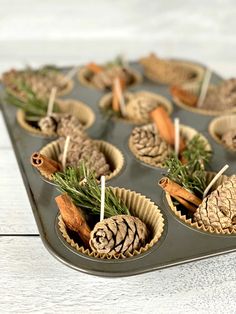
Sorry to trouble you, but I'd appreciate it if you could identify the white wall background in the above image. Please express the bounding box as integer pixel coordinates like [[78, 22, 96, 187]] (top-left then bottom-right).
[[0, 0, 235, 77]]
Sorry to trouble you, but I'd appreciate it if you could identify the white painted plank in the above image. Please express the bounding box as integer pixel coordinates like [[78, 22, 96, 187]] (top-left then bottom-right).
[[0, 237, 236, 313], [0, 149, 37, 234], [0, 112, 11, 148]]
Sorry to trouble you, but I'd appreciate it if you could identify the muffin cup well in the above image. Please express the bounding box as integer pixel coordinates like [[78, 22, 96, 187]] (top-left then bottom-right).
[[99, 90, 173, 124], [38, 139, 124, 182], [209, 115, 236, 152], [77, 66, 142, 90], [58, 187, 164, 259], [172, 84, 236, 116], [16, 98, 95, 137], [142, 60, 204, 86], [164, 173, 236, 235], [129, 124, 211, 168]]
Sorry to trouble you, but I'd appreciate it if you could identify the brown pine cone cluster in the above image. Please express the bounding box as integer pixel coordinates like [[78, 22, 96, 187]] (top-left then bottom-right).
[[38, 113, 83, 136], [125, 93, 164, 124], [202, 79, 236, 111], [90, 215, 148, 256], [130, 124, 172, 167], [91, 65, 133, 89], [194, 176, 236, 232], [2, 68, 69, 98], [58, 137, 111, 178], [140, 54, 197, 85]]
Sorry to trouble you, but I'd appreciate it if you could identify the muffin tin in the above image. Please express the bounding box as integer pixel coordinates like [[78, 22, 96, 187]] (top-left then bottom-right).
[[1, 61, 236, 277]]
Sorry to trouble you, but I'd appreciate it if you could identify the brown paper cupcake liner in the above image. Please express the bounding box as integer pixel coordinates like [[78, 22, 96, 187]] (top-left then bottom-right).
[[165, 172, 236, 235], [129, 124, 211, 168], [142, 60, 204, 86], [16, 98, 95, 137], [99, 90, 173, 124], [77, 66, 142, 90], [39, 138, 124, 181], [58, 187, 164, 259], [209, 115, 236, 152], [172, 84, 236, 116]]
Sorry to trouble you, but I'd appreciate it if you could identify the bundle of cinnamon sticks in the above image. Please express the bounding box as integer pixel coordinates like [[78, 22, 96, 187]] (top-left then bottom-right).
[[31, 152, 61, 179], [159, 177, 201, 213]]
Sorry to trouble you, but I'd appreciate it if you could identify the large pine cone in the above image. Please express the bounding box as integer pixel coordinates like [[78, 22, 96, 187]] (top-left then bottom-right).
[[90, 215, 148, 256], [203, 79, 236, 111], [125, 94, 163, 123], [91, 66, 133, 89], [194, 175, 236, 231], [58, 137, 111, 178], [130, 124, 172, 167]]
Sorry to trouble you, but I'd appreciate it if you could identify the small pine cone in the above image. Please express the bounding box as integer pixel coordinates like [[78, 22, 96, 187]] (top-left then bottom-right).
[[130, 124, 172, 166], [90, 215, 148, 256], [194, 175, 236, 231], [38, 114, 60, 135], [125, 95, 161, 123], [222, 130, 236, 149]]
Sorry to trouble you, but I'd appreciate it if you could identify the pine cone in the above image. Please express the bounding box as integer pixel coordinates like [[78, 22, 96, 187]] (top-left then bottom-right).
[[125, 94, 162, 123], [90, 215, 148, 256], [194, 175, 236, 231], [130, 124, 172, 167], [91, 66, 132, 89], [56, 114, 84, 138], [222, 129, 236, 149], [58, 137, 111, 178]]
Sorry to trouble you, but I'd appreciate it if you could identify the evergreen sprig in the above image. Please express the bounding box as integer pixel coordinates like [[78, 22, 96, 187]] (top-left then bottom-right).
[[5, 83, 59, 119], [164, 135, 212, 197], [53, 163, 130, 218]]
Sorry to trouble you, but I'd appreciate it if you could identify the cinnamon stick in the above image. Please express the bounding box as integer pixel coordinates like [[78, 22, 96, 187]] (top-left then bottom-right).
[[174, 195, 197, 213], [31, 152, 61, 178], [112, 77, 125, 112], [170, 86, 197, 107], [150, 107, 186, 152], [55, 194, 91, 248], [159, 177, 202, 207], [86, 62, 103, 74]]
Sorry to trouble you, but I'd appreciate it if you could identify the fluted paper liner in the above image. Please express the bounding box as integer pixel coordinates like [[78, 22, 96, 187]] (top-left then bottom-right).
[[129, 124, 211, 168], [58, 187, 164, 259], [99, 90, 173, 124], [16, 98, 95, 137], [78, 66, 142, 90], [142, 60, 204, 86], [209, 115, 236, 152], [172, 84, 236, 116], [165, 172, 236, 235], [39, 139, 124, 181]]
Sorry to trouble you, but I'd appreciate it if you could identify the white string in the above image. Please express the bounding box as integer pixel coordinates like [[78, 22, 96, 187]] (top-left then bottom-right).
[[62, 136, 70, 171], [114, 78, 126, 117], [174, 118, 180, 155], [47, 87, 57, 116], [100, 176, 106, 222], [203, 164, 229, 198], [197, 69, 212, 108]]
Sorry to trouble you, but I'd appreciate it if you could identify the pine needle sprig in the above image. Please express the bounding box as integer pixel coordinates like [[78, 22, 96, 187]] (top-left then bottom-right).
[[5, 83, 59, 118], [53, 163, 130, 218], [164, 135, 212, 197]]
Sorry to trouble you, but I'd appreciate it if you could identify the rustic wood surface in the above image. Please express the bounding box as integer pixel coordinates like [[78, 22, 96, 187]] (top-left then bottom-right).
[[0, 1, 236, 312]]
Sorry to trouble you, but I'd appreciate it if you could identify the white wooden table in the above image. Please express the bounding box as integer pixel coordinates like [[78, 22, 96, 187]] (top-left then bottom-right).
[[1, 1, 236, 312]]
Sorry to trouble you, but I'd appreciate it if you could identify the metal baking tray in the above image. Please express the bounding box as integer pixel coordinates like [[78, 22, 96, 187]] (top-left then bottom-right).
[[1, 62, 236, 277]]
